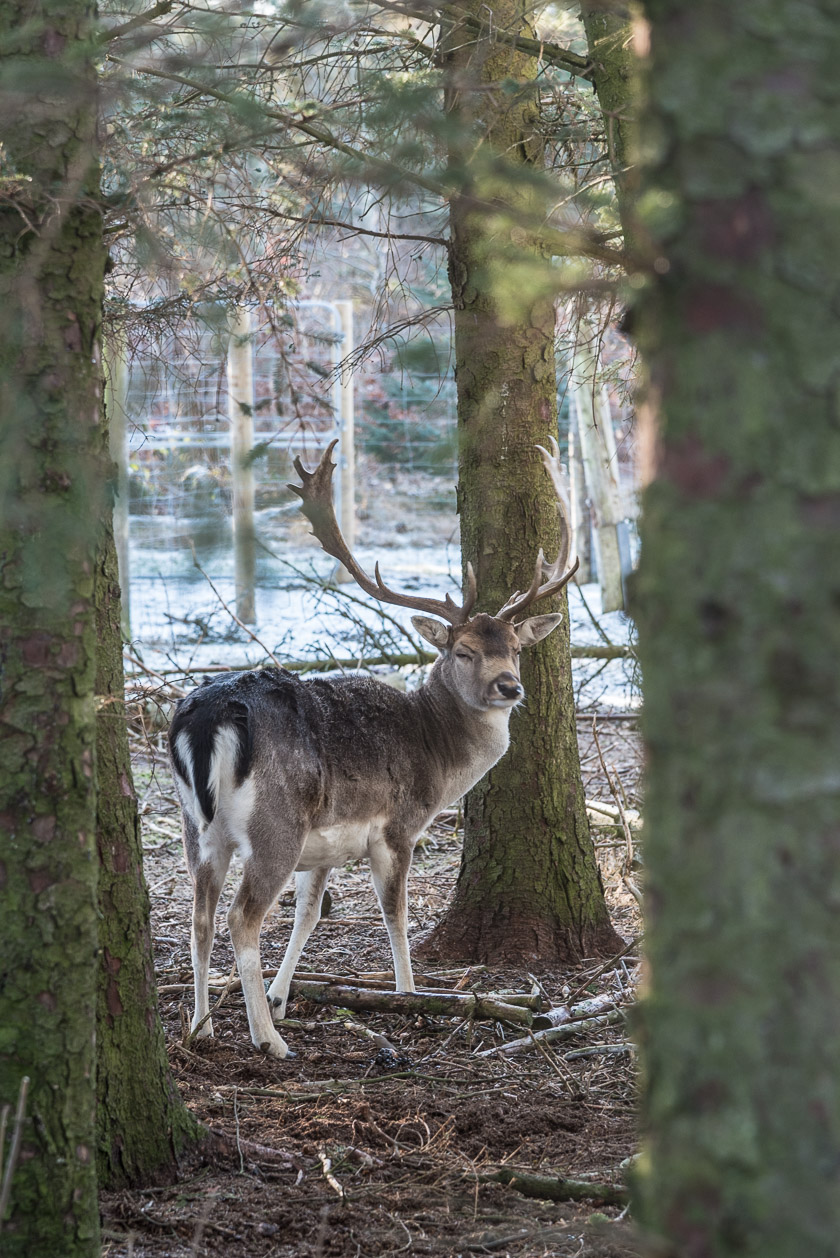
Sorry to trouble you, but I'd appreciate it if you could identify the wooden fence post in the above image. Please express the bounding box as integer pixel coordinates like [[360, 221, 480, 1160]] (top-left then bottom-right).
[[571, 333, 625, 613], [227, 307, 256, 624], [568, 418, 592, 585], [333, 300, 355, 583]]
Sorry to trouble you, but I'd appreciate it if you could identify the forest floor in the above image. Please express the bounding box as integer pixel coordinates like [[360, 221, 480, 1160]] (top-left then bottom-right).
[[101, 716, 644, 1258]]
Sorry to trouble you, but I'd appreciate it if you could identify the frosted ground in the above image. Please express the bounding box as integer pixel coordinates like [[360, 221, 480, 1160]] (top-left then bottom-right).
[[125, 538, 637, 711]]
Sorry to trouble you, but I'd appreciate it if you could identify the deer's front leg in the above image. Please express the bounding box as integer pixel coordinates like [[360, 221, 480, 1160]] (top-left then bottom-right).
[[267, 867, 331, 1021], [369, 834, 415, 994]]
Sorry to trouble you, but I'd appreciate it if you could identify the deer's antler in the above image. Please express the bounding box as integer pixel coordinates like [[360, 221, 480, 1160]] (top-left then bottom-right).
[[496, 437, 579, 621], [289, 440, 478, 626]]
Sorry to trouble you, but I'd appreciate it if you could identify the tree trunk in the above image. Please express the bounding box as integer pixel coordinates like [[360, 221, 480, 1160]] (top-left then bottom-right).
[[94, 497, 202, 1185], [633, 4, 840, 1253], [420, 0, 621, 965], [579, 2, 635, 193], [0, 1, 103, 1250]]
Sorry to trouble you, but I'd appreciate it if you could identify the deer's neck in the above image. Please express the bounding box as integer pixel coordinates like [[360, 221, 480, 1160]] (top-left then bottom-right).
[[414, 667, 512, 804]]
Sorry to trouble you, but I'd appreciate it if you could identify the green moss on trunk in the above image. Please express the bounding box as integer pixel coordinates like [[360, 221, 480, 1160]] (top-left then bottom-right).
[[579, 3, 636, 184], [633, 3, 840, 1253], [0, 1, 104, 1250]]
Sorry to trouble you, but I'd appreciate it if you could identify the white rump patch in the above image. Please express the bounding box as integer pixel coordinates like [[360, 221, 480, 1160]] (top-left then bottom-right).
[[207, 726, 255, 862], [175, 725, 255, 860]]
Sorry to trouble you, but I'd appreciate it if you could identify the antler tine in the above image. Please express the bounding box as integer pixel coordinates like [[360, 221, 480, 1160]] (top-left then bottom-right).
[[536, 436, 573, 574], [289, 440, 477, 626], [496, 555, 580, 622], [495, 440, 579, 622]]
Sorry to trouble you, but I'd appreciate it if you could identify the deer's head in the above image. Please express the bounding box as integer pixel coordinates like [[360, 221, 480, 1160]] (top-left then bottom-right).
[[289, 439, 578, 712], [410, 612, 561, 710]]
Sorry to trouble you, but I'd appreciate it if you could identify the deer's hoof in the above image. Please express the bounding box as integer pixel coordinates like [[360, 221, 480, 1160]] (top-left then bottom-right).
[[257, 1032, 291, 1059]]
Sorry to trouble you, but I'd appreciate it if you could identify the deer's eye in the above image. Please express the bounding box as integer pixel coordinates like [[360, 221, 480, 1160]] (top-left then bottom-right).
[[455, 651, 473, 661]]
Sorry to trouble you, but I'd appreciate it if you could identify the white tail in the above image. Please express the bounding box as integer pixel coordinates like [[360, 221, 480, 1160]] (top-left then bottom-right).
[[169, 443, 576, 1057]]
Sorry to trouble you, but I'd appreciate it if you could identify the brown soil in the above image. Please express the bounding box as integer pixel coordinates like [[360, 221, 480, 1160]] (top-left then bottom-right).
[[101, 718, 644, 1258]]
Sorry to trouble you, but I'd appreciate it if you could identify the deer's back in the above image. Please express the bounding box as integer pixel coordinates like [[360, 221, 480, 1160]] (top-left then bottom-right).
[[169, 667, 468, 834]]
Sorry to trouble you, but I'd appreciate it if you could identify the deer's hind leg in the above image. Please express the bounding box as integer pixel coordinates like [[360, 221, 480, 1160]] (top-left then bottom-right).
[[184, 813, 233, 1039], [226, 800, 308, 1058]]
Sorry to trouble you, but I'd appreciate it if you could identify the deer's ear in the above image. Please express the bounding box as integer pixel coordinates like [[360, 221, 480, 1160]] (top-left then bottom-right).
[[516, 614, 563, 647], [411, 616, 451, 650]]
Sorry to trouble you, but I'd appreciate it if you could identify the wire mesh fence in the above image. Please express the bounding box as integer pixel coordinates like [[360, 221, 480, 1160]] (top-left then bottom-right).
[[119, 302, 458, 583]]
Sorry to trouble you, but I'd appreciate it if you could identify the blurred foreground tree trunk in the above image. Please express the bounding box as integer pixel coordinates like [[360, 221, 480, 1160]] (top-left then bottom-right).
[[0, 5, 200, 1236], [0, 0, 105, 1250], [420, 0, 621, 964], [633, 3, 840, 1253]]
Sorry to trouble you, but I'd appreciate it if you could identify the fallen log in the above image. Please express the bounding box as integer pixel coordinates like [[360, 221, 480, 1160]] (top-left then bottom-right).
[[532, 993, 617, 1031], [484, 990, 544, 1011], [487, 1166, 629, 1207], [477, 1008, 625, 1056], [289, 981, 534, 1026], [158, 967, 481, 997]]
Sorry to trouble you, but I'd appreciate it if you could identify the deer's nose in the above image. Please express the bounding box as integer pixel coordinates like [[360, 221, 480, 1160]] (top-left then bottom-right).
[[494, 672, 523, 701]]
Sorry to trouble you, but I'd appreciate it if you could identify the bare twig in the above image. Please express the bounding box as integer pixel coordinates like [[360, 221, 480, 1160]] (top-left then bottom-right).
[[100, 0, 174, 43], [592, 717, 637, 875], [318, 1151, 346, 1201], [566, 936, 643, 1005], [189, 544, 283, 667], [232, 1089, 245, 1174], [343, 1019, 400, 1057], [621, 875, 644, 908], [185, 960, 237, 1045], [0, 1105, 9, 1187], [0, 1076, 30, 1223]]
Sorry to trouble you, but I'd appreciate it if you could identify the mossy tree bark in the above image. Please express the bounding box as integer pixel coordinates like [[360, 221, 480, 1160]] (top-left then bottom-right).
[[420, 0, 621, 965], [94, 503, 203, 1185], [579, 2, 636, 196], [0, 0, 104, 1251], [633, 3, 840, 1253]]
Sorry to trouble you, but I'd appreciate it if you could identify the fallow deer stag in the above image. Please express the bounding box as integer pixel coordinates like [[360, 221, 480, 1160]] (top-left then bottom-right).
[[169, 439, 577, 1058]]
